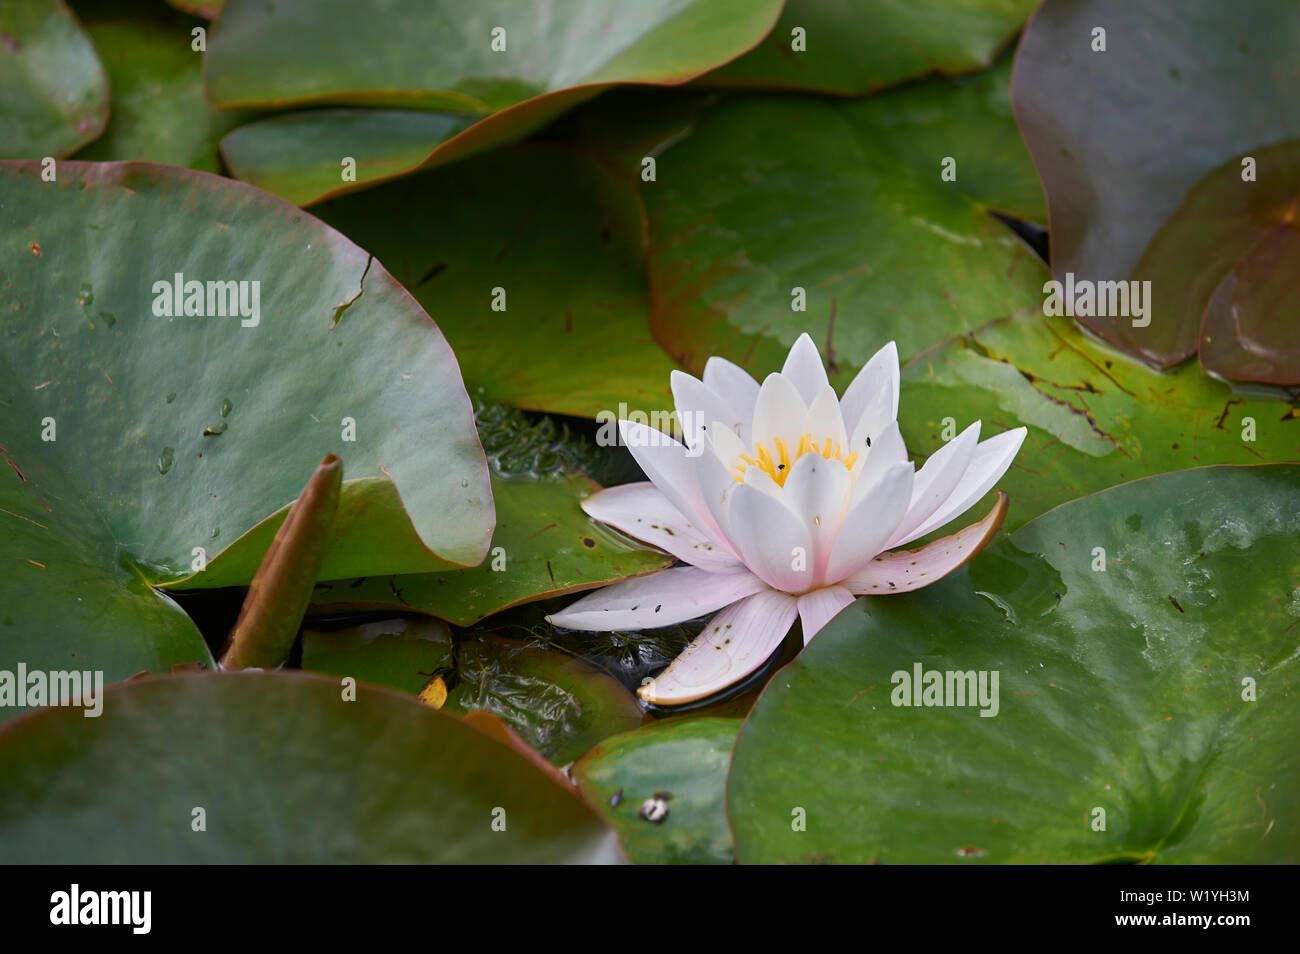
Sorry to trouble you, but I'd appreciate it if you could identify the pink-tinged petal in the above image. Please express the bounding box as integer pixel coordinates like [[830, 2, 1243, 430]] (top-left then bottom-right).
[[545, 566, 765, 631], [801, 385, 847, 449], [845, 493, 1007, 594], [824, 461, 915, 582], [618, 419, 729, 548], [899, 427, 1026, 544], [750, 372, 807, 447], [638, 589, 797, 706], [580, 482, 741, 571], [839, 341, 899, 436], [781, 332, 830, 405], [849, 419, 908, 508], [727, 480, 814, 592], [885, 421, 981, 549], [780, 451, 850, 579], [670, 370, 747, 453], [702, 355, 761, 436], [796, 585, 855, 645]]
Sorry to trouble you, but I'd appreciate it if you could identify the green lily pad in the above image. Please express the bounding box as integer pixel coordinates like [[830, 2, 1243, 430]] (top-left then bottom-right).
[[301, 617, 454, 694], [639, 57, 1047, 378], [728, 464, 1300, 864], [1012, 0, 1300, 375], [899, 312, 1299, 533], [309, 401, 672, 625], [0, 162, 493, 676], [302, 621, 644, 766], [574, 717, 740, 864], [74, 8, 259, 172], [706, 0, 1037, 93], [209, 0, 783, 203], [0, 671, 624, 862], [0, 0, 108, 158], [314, 144, 680, 418], [452, 633, 644, 765], [220, 108, 477, 206], [313, 471, 672, 626]]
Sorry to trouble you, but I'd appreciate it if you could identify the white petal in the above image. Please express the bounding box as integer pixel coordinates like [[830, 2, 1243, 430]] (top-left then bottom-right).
[[846, 493, 1007, 594], [702, 355, 761, 438], [850, 419, 908, 508], [900, 427, 1026, 543], [750, 372, 807, 448], [780, 451, 850, 580], [545, 566, 764, 631], [800, 385, 848, 450], [638, 589, 797, 706], [707, 423, 748, 473], [839, 341, 899, 436], [796, 585, 855, 645], [693, 440, 743, 547], [824, 461, 915, 582], [847, 377, 896, 464], [885, 421, 981, 549], [580, 482, 740, 571], [780, 332, 830, 405], [726, 480, 814, 592], [670, 370, 746, 453], [618, 419, 728, 548]]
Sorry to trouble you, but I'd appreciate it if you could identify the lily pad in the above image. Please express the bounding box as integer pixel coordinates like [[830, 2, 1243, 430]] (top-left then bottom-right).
[[1132, 140, 1300, 385], [0, 163, 492, 655], [314, 144, 680, 418], [899, 313, 1299, 532], [640, 57, 1047, 379], [0, 0, 108, 158], [728, 464, 1300, 863], [302, 622, 644, 766], [208, 0, 783, 203], [706, 0, 1037, 93], [75, 8, 260, 172], [312, 471, 672, 626], [0, 671, 624, 862], [1012, 0, 1300, 375], [573, 717, 740, 864], [301, 617, 454, 694], [452, 633, 644, 765]]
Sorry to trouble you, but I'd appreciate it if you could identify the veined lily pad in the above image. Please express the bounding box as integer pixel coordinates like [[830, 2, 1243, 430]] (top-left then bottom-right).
[[728, 464, 1300, 863], [640, 56, 1047, 379], [574, 716, 741, 864], [0, 161, 492, 695], [706, 0, 1037, 93], [302, 621, 643, 766], [312, 471, 673, 626], [0, 671, 625, 862], [899, 313, 1299, 532], [314, 144, 680, 418], [1013, 0, 1300, 377], [0, 0, 108, 159], [209, 0, 783, 204]]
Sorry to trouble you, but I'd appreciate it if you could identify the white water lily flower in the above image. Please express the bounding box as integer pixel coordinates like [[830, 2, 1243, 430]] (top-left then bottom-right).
[[546, 334, 1026, 706]]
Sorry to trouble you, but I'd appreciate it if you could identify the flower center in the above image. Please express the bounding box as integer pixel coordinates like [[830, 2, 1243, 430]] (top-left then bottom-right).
[[732, 434, 858, 487]]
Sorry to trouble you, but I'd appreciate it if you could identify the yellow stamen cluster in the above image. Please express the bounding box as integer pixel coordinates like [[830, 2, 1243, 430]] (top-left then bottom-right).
[[732, 434, 859, 487]]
